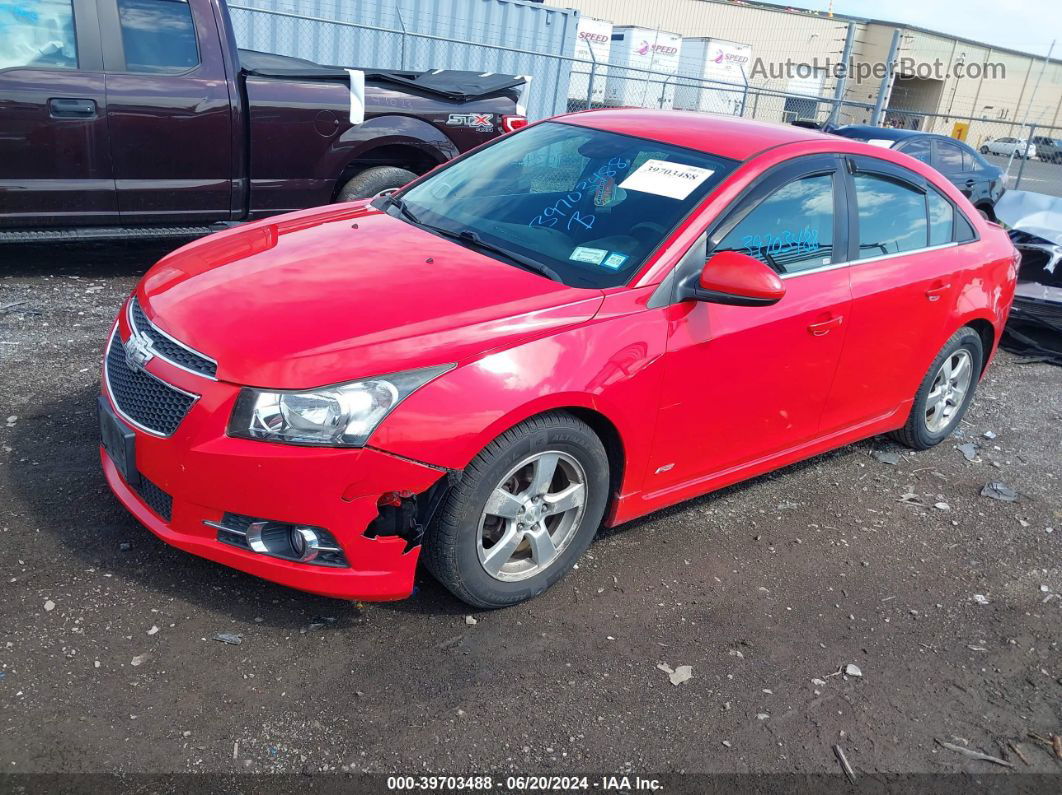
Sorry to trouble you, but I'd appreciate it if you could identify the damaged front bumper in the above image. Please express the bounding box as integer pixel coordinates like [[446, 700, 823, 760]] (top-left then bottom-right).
[[99, 326, 449, 601]]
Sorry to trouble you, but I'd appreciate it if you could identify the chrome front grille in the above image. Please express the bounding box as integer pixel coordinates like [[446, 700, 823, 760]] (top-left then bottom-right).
[[104, 330, 197, 436], [129, 298, 217, 379]]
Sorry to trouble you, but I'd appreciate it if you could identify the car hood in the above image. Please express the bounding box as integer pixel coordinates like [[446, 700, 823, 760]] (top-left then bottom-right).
[[137, 204, 604, 389]]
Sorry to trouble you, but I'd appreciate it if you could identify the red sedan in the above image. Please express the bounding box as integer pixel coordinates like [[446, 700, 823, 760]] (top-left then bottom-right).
[[99, 110, 1018, 608]]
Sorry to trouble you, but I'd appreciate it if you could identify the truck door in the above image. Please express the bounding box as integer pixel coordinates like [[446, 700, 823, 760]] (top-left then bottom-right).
[[0, 0, 118, 227], [98, 0, 233, 223]]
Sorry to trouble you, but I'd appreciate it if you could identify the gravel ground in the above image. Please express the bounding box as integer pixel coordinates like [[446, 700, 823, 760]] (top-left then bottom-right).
[[0, 241, 1060, 778]]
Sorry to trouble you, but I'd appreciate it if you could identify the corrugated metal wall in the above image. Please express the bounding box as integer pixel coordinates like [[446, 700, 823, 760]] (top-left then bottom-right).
[[228, 0, 579, 119]]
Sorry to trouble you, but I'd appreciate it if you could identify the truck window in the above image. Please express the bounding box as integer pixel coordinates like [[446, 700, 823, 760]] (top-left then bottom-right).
[[0, 0, 78, 70], [117, 0, 199, 73]]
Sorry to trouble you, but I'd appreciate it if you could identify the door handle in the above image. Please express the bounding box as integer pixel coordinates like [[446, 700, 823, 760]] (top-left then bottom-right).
[[807, 315, 844, 336], [925, 282, 952, 302], [49, 97, 97, 118]]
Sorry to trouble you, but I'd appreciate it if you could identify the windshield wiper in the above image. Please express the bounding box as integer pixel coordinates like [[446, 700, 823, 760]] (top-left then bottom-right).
[[430, 227, 563, 283], [380, 193, 421, 226]]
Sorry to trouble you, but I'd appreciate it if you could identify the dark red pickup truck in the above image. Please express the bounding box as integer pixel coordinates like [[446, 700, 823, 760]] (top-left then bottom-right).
[[0, 0, 527, 241]]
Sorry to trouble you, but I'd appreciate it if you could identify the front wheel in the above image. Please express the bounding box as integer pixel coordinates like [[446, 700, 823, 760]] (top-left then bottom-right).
[[335, 166, 418, 202], [980, 146, 990, 154], [423, 413, 609, 608], [890, 327, 984, 450]]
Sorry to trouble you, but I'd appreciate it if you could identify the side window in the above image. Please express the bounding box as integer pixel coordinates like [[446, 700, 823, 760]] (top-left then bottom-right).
[[853, 173, 928, 258], [117, 0, 199, 73], [714, 174, 834, 274], [898, 139, 931, 164], [934, 141, 966, 173], [927, 188, 954, 246], [0, 0, 78, 70]]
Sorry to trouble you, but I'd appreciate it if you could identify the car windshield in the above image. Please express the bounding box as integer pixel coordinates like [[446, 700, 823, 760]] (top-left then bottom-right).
[[396, 121, 738, 288]]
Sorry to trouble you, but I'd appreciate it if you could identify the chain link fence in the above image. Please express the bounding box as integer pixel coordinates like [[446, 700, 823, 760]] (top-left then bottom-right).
[[229, 2, 1062, 200]]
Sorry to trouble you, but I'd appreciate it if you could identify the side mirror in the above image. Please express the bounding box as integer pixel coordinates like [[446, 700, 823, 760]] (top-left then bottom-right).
[[680, 250, 786, 307]]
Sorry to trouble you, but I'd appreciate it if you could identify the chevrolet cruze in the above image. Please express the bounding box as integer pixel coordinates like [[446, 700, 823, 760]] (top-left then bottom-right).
[[99, 110, 1018, 608]]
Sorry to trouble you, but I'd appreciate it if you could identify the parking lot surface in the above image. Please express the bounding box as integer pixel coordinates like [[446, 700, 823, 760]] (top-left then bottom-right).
[[1, 241, 1060, 776]]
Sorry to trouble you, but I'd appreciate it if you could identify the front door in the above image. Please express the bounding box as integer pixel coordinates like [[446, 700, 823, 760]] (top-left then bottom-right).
[[0, 0, 117, 227], [647, 157, 852, 491], [99, 0, 233, 223]]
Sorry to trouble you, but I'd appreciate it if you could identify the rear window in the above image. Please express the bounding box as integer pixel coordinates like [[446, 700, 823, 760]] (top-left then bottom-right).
[[117, 0, 199, 73], [928, 188, 954, 246]]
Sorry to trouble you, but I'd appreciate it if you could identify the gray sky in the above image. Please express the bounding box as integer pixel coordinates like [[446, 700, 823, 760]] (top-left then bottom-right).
[[827, 0, 1058, 58]]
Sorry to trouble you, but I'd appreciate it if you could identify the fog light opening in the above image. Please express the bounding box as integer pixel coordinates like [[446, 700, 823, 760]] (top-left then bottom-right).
[[289, 525, 320, 563]]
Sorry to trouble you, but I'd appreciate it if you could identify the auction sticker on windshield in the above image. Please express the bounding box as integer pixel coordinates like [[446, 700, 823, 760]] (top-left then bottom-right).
[[619, 159, 715, 200], [570, 246, 608, 264]]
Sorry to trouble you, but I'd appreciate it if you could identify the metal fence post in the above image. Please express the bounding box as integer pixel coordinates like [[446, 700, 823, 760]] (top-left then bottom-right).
[[826, 22, 856, 128], [870, 29, 901, 127], [585, 63, 597, 112], [1015, 123, 1035, 189]]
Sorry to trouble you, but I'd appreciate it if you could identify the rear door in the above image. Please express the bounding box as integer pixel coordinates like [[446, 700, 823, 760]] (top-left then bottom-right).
[[0, 0, 117, 227], [819, 156, 966, 432], [98, 0, 233, 223]]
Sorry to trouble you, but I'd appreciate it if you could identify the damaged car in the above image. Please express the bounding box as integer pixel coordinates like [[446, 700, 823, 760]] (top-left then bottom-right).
[[995, 190, 1062, 363], [99, 110, 1018, 608]]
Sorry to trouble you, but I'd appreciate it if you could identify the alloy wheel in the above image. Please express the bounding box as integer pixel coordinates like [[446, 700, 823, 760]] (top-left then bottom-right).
[[924, 349, 973, 433], [476, 451, 587, 582]]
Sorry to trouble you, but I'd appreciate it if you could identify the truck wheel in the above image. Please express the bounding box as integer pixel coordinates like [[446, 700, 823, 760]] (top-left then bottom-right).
[[423, 412, 609, 609], [336, 166, 418, 202], [889, 327, 983, 450]]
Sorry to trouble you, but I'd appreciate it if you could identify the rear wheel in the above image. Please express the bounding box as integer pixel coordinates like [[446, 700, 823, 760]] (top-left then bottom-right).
[[979, 145, 990, 154], [423, 413, 609, 609], [890, 327, 983, 450], [335, 166, 418, 202]]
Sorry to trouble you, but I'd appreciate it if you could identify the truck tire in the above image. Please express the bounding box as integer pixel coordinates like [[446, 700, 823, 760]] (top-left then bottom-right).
[[423, 412, 609, 609], [335, 166, 418, 202]]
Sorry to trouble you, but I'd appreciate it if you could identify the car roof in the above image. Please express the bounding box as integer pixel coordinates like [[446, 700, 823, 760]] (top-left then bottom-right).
[[558, 108, 833, 161]]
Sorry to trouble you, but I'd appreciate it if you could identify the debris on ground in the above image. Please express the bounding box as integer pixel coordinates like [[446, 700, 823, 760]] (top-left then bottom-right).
[[983, 431, 997, 440], [833, 744, 857, 784], [465, 615, 478, 626], [872, 449, 901, 465], [302, 616, 337, 633], [130, 654, 150, 667], [43, 600, 55, 612], [1008, 742, 1030, 766], [957, 443, 978, 461], [934, 502, 951, 511], [656, 663, 693, 686], [972, 594, 990, 605], [147, 625, 158, 636], [980, 482, 1018, 502], [843, 663, 863, 678], [935, 739, 1014, 768], [213, 633, 243, 645]]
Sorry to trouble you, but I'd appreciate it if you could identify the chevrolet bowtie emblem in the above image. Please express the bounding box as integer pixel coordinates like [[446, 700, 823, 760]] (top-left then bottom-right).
[[124, 332, 155, 372]]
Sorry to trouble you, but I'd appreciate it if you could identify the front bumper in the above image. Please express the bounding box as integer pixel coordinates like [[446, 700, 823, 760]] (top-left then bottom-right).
[[99, 310, 447, 601]]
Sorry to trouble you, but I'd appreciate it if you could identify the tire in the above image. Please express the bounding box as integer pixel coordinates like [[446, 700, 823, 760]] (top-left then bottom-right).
[[423, 412, 609, 609], [889, 327, 984, 450], [976, 205, 992, 221], [979, 146, 990, 154], [335, 166, 417, 202]]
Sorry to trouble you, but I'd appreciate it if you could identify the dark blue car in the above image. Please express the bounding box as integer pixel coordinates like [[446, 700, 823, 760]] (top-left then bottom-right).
[[831, 126, 1006, 220]]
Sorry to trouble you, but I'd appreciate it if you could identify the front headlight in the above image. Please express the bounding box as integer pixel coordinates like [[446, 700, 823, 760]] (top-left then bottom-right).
[[228, 364, 453, 447]]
